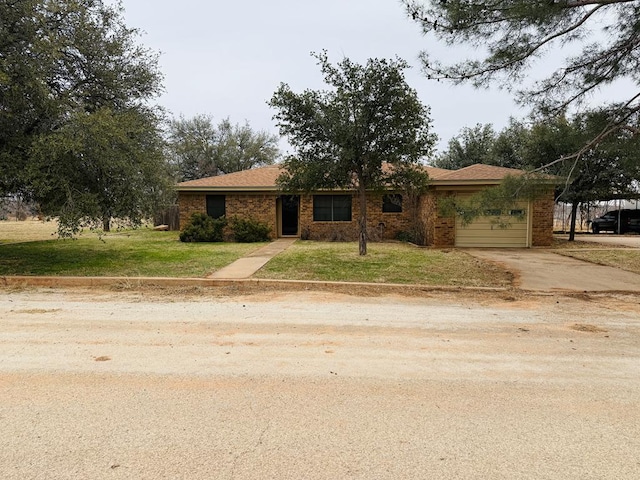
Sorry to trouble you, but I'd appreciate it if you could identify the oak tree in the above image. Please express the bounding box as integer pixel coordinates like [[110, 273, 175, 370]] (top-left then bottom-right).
[[1, 0, 169, 234], [270, 52, 436, 255]]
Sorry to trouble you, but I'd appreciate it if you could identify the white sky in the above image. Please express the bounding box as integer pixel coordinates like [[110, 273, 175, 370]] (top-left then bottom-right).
[[117, 0, 529, 154]]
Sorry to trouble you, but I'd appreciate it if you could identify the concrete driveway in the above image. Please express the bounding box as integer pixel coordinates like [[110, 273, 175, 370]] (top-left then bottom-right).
[[467, 248, 640, 292]]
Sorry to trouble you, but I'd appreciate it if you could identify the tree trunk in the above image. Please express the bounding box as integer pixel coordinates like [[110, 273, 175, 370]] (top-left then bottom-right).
[[358, 185, 367, 256], [568, 201, 579, 242], [103, 215, 111, 232]]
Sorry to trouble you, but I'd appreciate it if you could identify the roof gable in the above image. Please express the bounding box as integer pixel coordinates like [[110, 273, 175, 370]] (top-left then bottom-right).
[[424, 165, 454, 180], [437, 164, 526, 182]]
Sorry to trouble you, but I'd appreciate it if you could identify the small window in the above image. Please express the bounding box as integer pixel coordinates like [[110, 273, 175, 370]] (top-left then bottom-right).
[[509, 209, 525, 216], [382, 194, 403, 213], [313, 195, 352, 222], [484, 209, 502, 216], [206, 195, 225, 219]]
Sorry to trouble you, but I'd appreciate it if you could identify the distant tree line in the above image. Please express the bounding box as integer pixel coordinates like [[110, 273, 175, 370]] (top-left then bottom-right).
[[166, 115, 280, 182]]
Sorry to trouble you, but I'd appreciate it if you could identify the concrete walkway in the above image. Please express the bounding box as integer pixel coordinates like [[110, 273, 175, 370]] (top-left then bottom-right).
[[467, 248, 640, 292], [208, 238, 297, 279]]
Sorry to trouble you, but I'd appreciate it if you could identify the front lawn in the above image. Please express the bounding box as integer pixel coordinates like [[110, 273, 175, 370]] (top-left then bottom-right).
[[255, 241, 512, 287], [0, 227, 265, 277]]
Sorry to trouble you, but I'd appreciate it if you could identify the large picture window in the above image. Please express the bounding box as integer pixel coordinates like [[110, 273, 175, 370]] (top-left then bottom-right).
[[206, 195, 226, 219], [313, 195, 352, 222]]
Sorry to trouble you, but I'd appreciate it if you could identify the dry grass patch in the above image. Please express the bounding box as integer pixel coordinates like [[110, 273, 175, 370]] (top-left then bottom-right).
[[550, 236, 627, 249], [0, 219, 59, 244], [557, 249, 640, 274], [255, 241, 512, 287]]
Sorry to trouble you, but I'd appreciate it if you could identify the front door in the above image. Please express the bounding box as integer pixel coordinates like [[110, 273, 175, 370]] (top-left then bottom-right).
[[280, 195, 299, 236]]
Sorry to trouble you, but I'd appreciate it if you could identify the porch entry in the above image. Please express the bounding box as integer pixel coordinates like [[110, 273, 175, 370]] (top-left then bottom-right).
[[278, 195, 300, 237]]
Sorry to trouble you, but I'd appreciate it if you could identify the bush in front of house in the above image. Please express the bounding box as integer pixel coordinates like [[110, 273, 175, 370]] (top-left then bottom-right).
[[229, 216, 271, 243], [179, 213, 227, 242]]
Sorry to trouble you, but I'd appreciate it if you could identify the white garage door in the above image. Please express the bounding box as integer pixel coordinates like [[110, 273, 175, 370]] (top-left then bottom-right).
[[455, 203, 530, 248]]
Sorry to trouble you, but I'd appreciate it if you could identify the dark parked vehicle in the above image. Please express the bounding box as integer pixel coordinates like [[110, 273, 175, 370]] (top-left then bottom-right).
[[590, 209, 640, 234]]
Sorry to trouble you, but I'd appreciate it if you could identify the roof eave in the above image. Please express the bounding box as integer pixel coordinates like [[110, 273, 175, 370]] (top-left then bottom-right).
[[177, 186, 280, 193], [431, 177, 558, 187], [431, 179, 504, 187]]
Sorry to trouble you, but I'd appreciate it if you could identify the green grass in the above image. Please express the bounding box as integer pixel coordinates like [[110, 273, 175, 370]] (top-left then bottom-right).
[[557, 249, 640, 275], [0, 228, 265, 277], [255, 241, 512, 287]]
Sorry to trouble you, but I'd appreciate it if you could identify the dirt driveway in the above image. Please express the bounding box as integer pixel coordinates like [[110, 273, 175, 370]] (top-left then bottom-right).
[[1, 287, 639, 479]]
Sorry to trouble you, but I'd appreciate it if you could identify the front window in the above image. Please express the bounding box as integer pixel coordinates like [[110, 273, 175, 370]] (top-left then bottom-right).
[[313, 195, 352, 221], [382, 194, 403, 213], [206, 195, 225, 219]]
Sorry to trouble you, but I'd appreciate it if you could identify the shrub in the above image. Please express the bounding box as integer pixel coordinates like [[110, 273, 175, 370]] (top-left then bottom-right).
[[229, 216, 271, 243], [396, 231, 414, 243], [179, 213, 227, 242]]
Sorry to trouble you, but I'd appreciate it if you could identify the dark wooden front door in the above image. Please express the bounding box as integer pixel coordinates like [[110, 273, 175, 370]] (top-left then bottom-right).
[[281, 195, 299, 236]]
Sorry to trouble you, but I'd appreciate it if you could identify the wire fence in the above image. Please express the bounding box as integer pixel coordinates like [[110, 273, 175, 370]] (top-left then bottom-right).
[[554, 200, 640, 232]]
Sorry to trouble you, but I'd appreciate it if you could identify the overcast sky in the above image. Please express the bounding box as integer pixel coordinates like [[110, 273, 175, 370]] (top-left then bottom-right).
[[118, 0, 527, 154]]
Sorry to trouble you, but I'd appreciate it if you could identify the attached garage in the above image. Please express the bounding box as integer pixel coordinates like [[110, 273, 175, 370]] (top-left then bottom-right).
[[429, 164, 553, 248], [455, 203, 531, 248]]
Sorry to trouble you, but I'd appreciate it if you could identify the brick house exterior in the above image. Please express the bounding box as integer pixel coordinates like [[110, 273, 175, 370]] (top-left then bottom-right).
[[177, 164, 555, 247]]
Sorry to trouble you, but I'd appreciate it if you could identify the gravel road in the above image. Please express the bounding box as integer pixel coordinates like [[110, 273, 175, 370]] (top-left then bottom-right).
[[1, 287, 639, 479]]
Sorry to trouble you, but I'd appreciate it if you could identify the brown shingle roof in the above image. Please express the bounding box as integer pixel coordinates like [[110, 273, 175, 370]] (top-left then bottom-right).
[[177, 165, 285, 189], [424, 165, 453, 180], [437, 164, 525, 181], [176, 163, 532, 191]]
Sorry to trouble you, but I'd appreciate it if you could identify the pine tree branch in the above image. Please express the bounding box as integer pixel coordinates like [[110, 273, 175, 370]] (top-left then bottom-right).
[[423, 4, 606, 82], [535, 92, 640, 177], [563, 0, 635, 7]]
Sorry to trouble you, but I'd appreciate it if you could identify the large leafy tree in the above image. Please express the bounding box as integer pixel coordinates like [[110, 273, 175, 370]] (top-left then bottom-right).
[[523, 112, 640, 239], [404, 0, 640, 167], [167, 115, 280, 181], [29, 107, 172, 234], [269, 52, 436, 255], [1, 0, 169, 234], [434, 124, 497, 169], [433, 120, 530, 170]]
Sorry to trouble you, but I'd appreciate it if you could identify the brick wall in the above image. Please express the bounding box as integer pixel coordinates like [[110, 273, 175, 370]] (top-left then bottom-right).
[[180, 190, 436, 242], [227, 194, 277, 237], [178, 193, 206, 229], [426, 191, 455, 247], [178, 192, 278, 239], [299, 193, 414, 241], [531, 191, 555, 246], [420, 193, 437, 246]]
